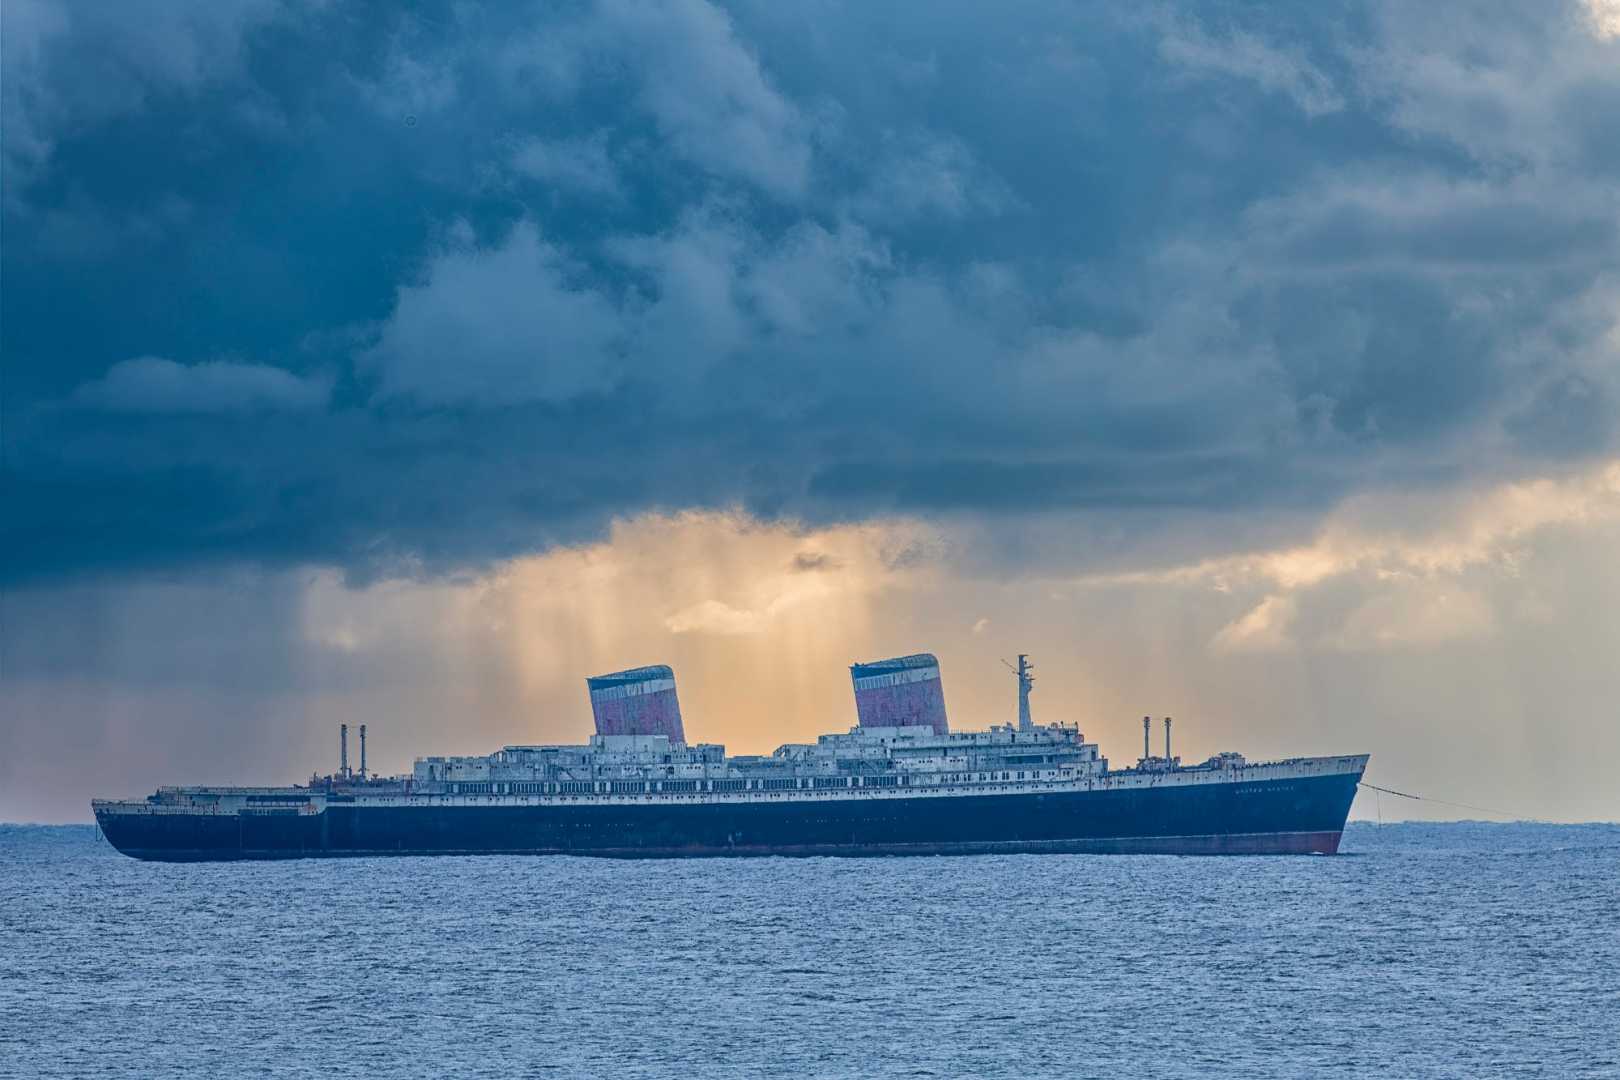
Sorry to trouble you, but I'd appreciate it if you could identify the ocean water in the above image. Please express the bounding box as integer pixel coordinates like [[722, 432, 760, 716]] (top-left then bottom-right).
[[2, 822, 1616, 1079]]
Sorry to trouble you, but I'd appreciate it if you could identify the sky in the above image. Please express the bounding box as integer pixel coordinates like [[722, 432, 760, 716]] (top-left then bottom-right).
[[3, 0, 1619, 823]]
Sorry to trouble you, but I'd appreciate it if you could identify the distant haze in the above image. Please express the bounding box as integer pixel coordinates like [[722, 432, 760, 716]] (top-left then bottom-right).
[[4, 2, 1619, 823]]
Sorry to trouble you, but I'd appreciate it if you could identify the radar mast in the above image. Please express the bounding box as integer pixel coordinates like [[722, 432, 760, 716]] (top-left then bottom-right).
[[1002, 654, 1035, 731]]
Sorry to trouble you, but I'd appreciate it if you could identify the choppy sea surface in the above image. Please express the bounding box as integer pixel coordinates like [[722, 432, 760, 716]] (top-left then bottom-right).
[[2, 822, 1617, 1079]]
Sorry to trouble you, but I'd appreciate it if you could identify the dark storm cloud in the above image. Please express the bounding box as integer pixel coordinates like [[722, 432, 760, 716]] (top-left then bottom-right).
[[807, 456, 1320, 514], [4, 0, 1618, 585]]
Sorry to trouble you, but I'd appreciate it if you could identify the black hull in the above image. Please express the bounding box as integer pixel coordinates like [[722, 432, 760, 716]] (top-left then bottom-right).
[[97, 771, 1361, 861]]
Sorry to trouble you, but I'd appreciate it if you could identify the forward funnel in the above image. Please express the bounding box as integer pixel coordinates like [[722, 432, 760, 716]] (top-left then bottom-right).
[[587, 664, 685, 744]]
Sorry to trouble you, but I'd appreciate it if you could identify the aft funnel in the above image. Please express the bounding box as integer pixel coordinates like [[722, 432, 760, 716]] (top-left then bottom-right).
[[587, 664, 686, 744], [850, 653, 949, 735]]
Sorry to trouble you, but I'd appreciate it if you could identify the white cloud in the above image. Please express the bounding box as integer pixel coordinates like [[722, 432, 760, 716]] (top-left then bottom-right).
[[1084, 460, 1620, 594], [665, 599, 765, 635], [357, 40, 458, 120], [1355, 1, 1620, 170], [594, 0, 811, 199], [737, 219, 888, 337], [1210, 594, 1297, 653], [844, 132, 1012, 224], [0, 0, 289, 194], [605, 209, 889, 395], [361, 219, 623, 407], [70, 357, 331, 414], [510, 132, 623, 198], [1590, 0, 1620, 39], [1240, 172, 1619, 272], [1328, 586, 1495, 651], [1154, 13, 1344, 117], [1077, 460, 1620, 655]]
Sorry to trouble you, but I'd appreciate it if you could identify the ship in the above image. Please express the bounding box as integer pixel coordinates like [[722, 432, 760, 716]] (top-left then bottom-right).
[[92, 653, 1367, 861]]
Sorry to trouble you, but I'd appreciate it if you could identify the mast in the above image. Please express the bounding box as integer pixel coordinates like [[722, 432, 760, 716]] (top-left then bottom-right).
[[1015, 654, 1034, 731], [999, 655, 1036, 730]]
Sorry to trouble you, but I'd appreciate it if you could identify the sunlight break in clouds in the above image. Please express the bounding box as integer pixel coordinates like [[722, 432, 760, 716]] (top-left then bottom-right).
[[1083, 460, 1620, 593], [1589, 0, 1620, 38], [297, 512, 948, 758], [1071, 459, 1620, 655], [1210, 594, 1299, 654]]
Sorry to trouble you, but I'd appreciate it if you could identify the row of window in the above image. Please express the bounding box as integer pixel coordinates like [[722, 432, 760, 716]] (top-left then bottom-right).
[[443, 771, 1070, 796]]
